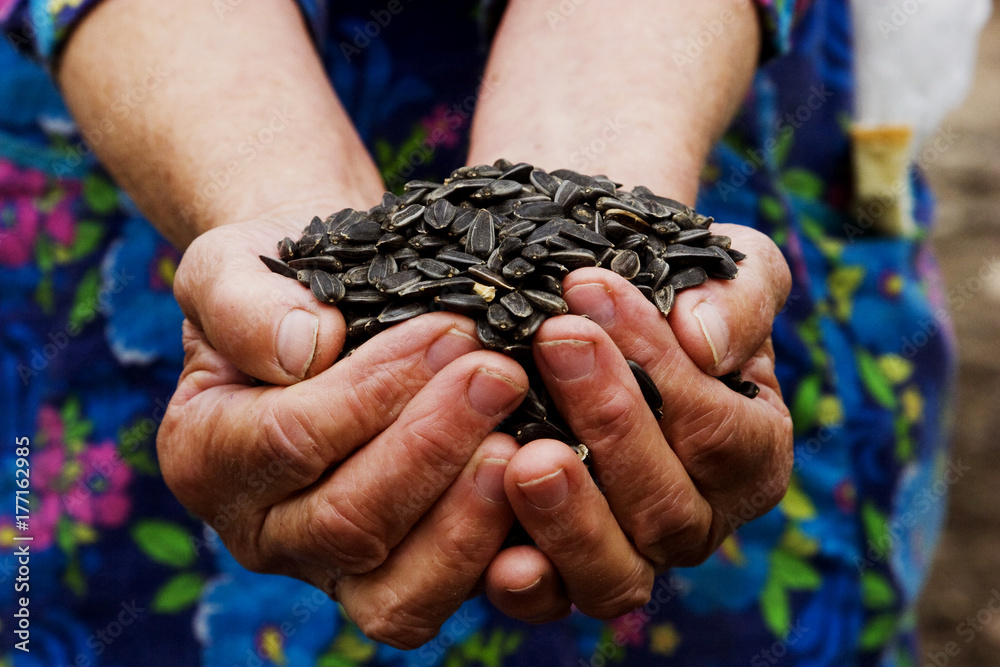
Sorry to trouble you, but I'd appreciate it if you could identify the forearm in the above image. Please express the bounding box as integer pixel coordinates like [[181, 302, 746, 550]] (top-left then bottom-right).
[[468, 0, 761, 204], [57, 0, 383, 249]]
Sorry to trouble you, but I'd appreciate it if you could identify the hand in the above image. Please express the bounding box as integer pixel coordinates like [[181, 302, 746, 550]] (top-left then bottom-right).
[[482, 224, 794, 622], [158, 221, 529, 649]]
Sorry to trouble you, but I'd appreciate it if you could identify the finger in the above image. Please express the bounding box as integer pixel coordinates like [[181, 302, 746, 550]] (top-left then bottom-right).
[[560, 274, 793, 546], [484, 546, 571, 624], [567, 224, 790, 376], [333, 433, 519, 650], [261, 351, 527, 575], [174, 221, 346, 384], [505, 439, 655, 619], [158, 312, 483, 518], [531, 315, 716, 566]]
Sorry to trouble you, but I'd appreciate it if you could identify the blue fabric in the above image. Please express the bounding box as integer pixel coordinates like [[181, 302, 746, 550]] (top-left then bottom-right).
[[1, 1, 956, 664]]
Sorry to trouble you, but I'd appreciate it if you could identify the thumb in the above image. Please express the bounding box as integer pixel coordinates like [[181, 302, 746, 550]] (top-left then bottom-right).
[[174, 220, 346, 384], [663, 223, 791, 376]]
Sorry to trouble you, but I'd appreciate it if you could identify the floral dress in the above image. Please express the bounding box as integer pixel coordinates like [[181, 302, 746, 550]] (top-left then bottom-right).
[[0, 0, 959, 665]]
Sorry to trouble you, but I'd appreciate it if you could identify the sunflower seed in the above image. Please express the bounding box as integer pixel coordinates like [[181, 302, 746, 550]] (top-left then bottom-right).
[[305, 271, 344, 304], [378, 301, 429, 324], [466, 210, 497, 257], [515, 200, 565, 221], [397, 277, 475, 298], [668, 266, 708, 290], [277, 237, 298, 260], [500, 291, 533, 318], [432, 248, 482, 269], [627, 360, 663, 420], [653, 284, 675, 317], [522, 289, 568, 314], [610, 249, 641, 279], [435, 292, 489, 315], [259, 255, 298, 279], [376, 269, 422, 294], [502, 257, 536, 281], [287, 255, 344, 273], [467, 264, 516, 291]]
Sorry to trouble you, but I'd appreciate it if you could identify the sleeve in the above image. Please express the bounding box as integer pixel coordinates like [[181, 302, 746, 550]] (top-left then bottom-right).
[[754, 0, 813, 61], [0, 0, 329, 65]]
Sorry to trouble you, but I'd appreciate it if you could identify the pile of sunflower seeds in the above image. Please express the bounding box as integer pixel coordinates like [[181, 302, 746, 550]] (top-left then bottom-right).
[[261, 160, 759, 460]]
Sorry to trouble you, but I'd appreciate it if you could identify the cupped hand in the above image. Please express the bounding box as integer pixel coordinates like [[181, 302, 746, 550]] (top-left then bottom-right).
[[483, 224, 794, 622], [159, 221, 528, 648]]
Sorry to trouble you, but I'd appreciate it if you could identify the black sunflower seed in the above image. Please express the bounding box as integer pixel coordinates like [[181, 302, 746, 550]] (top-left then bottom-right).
[[435, 292, 489, 315], [259, 255, 297, 279], [627, 360, 663, 420]]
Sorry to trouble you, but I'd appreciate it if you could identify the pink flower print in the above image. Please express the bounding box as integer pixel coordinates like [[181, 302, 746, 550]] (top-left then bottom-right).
[[610, 610, 648, 646], [0, 197, 40, 267], [63, 442, 132, 528], [29, 444, 66, 551], [422, 103, 463, 150], [0, 0, 17, 21], [36, 405, 65, 447]]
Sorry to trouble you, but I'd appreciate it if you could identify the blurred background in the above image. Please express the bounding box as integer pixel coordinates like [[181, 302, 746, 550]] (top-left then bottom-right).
[[918, 3, 1000, 664]]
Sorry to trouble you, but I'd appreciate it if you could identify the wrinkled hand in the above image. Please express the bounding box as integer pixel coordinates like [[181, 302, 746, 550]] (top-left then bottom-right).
[[158, 221, 528, 649], [484, 224, 794, 623]]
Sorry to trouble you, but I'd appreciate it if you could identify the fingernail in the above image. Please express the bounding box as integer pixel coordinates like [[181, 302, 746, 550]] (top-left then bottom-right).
[[693, 302, 729, 368], [474, 458, 509, 504], [506, 576, 543, 594], [517, 468, 568, 510], [277, 309, 318, 379], [426, 328, 480, 373], [564, 283, 616, 327], [468, 368, 525, 416], [538, 339, 596, 382]]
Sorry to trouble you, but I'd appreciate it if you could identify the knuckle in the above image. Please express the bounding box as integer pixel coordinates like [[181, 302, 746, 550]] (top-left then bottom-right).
[[575, 386, 644, 448], [259, 402, 329, 487], [633, 492, 710, 566], [579, 563, 653, 619], [342, 362, 414, 427], [304, 499, 389, 575], [353, 590, 441, 649], [436, 517, 498, 574]]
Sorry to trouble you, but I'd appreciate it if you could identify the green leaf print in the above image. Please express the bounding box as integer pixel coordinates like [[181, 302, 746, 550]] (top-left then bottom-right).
[[152, 572, 205, 613], [859, 613, 899, 651], [861, 572, 896, 609], [790, 374, 822, 435], [827, 265, 864, 321], [66, 220, 104, 261], [68, 268, 102, 335], [781, 168, 824, 200], [772, 551, 822, 590], [861, 503, 889, 544], [131, 520, 197, 568], [82, 173, 119, 214], [761, 576, 791, 638], [857, 350, 898, 410]]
